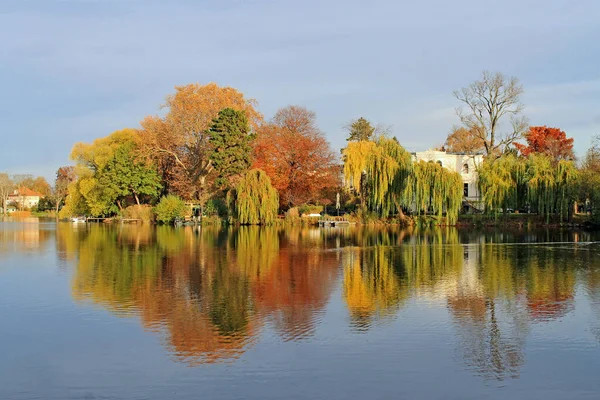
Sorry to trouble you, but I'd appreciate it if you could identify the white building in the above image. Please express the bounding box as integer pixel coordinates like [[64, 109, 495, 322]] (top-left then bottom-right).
[[7, 188, 43, 210], [412, 150, 483, 205]]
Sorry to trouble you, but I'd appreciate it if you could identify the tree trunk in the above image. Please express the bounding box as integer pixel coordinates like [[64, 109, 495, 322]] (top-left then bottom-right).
[[134, 193, 140, 205], [117, 200, 123, 211]]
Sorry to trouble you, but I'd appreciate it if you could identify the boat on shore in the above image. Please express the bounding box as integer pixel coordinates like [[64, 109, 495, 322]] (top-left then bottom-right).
[[71, 216, 87, 223]]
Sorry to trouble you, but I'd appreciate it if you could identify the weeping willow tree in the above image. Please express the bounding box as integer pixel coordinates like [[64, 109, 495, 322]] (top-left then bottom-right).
[[555, 160, 578, 221], [527, 154, 578, 223], [343, 137, 412, 217], [477, 154, 526, 215], [227, 169, 278, 225], [404, 161, 463, 224]]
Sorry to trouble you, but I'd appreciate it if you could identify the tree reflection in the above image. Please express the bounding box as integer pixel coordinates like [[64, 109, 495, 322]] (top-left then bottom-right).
[[254, 228, 340, 341], [66, 224, 340, 364], [59, 222, 600, 377], [342, 246, 406, 331]]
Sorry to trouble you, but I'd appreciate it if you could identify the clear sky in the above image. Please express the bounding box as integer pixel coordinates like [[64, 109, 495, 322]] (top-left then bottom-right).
[[1, 0, 599, 181]]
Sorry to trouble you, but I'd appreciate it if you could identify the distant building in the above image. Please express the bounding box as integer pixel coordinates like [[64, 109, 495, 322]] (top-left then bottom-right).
[[7, 188, 44, 210], [412, 150, 484, 205]]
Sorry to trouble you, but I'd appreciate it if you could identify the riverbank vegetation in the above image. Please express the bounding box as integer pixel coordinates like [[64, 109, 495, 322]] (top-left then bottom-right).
[[2, 71, 599, 226]]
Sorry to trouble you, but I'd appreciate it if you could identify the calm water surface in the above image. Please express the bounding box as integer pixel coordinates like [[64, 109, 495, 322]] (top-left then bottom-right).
[[1, 219, 600, 399]]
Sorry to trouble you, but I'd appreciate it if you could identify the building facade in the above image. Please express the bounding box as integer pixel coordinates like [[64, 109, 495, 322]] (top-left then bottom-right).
[[7, 188, 43, 210], [412, 150, 483, 205]]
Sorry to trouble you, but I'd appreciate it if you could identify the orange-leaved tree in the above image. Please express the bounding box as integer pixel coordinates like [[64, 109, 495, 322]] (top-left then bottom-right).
[[514, 126, 574, 161], [444, 126, 486, 154], [252, 106, 339, 208], [139, 83, 263, 202]]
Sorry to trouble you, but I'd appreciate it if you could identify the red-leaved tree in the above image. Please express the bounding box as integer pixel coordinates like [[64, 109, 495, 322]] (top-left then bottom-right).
[[252, 106, 339, 208], [515, 126, 574, 161]]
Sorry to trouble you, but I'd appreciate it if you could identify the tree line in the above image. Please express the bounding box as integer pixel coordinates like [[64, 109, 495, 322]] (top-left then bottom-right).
[[0, 168, 74, 215], [3, 71, 599, 224], [54, 83, 339, 223], [343, 71, 598, 223]]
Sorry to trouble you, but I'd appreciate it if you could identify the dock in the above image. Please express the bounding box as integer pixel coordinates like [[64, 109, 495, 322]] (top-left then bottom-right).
[[318, 217, 354, 227]]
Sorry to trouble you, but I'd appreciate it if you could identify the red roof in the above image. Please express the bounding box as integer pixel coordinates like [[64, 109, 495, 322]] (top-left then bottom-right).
[[8, 187, 44, 197]]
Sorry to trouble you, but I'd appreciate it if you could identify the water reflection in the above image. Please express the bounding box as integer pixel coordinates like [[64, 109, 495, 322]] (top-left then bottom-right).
[[0, 218, 53, 254], [51, 223, 600, 379]]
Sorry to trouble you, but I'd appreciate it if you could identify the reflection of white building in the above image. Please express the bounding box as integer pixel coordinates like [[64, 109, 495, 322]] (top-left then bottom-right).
[[412, 150, 483, 204]]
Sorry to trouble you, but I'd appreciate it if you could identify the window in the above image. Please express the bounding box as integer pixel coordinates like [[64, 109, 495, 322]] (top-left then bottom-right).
[[463, 183, 469, 197], [462, 163, 469, 174]]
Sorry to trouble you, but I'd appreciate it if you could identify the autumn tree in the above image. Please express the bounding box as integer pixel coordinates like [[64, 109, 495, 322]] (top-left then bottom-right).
[[0, 173, 14, 215], [514, 126, 574, 161], [67, 129, 161, 216], [443, 126, 485, 153], [51, 166, 76, 215], [208, 108, 255, 189], [139, 83, 262, 202], [253, 106, 339, 208], [15, 176, 52, 197], [454, 71, 528, 157]]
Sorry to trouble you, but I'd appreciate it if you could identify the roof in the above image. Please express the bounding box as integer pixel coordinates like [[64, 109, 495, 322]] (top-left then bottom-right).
[[8, 187, 44, 197]]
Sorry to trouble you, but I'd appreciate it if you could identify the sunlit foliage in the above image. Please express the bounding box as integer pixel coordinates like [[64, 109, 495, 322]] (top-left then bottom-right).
[[227, 169, 278, 225]]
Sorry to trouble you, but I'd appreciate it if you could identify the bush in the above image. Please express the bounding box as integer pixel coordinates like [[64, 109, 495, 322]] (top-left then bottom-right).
[[123, 204, 154, 222], [35, 197, 55, 212], [154, 195, 186, 224]]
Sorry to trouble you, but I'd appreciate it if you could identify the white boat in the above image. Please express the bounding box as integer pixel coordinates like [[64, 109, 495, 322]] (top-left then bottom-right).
[[71, 217, 87, 223]]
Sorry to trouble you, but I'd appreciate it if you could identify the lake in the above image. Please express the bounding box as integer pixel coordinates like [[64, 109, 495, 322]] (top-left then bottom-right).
[[1, 219, 600, 399]]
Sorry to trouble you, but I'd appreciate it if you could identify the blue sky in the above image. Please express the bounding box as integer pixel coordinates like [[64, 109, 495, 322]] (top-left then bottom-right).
[[1, 0, 599, 181]]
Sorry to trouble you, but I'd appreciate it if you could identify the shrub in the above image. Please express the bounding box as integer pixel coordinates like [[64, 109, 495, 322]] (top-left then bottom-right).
[[123, 204, 154, 222], [154, 195, 186, 224]]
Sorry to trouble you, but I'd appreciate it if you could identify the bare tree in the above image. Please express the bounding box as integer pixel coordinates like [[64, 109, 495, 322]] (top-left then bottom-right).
[[454, 71, 528, 157], [0, 173, 14, 215]]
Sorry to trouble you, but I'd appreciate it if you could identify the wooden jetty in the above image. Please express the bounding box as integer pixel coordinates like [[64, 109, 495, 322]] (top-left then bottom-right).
[[318, 217, 354, 227], [85, 217, 106, 222]]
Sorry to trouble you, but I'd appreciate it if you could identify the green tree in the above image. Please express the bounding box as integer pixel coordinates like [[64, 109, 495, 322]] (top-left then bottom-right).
[[345, 117, 376, 142], [208, 108, 254, 188], [99, 140, 162, 208]]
